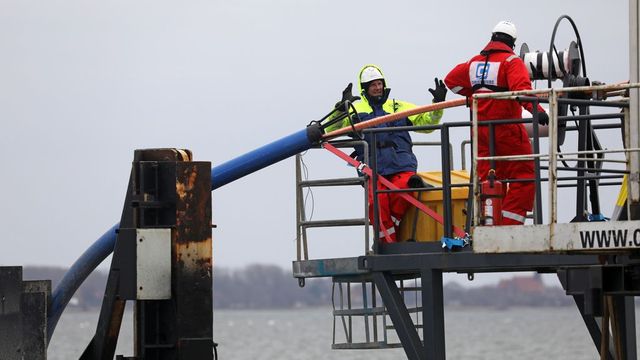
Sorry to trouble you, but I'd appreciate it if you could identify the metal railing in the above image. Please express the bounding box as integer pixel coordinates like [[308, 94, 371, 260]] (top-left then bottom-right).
[[362, 121, 475, 246], [331, 276, 424, 350], [295, 138, 459, 260], [296, 82, 640, 260], [471, 82, 640, 225], [295, 140, 370, 261]]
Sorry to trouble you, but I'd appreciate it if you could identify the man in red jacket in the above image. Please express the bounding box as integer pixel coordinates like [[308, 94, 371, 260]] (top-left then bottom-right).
[[444, 21, 548, 225]]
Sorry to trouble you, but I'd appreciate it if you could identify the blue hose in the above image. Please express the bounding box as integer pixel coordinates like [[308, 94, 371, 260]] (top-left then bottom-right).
[[47, 224, 119, 341], [211, 128, 312, 189], [47, 126, 319, 343]]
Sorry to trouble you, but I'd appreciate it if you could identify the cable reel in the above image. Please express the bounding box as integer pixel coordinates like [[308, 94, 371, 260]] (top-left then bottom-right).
[[519, 15, 591, 146], [519, 15, 606, 222], [520, 40, 582, 84]]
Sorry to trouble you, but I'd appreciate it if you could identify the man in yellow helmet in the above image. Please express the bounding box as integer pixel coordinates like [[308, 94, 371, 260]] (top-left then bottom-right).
[[326, 64, 446, 243]]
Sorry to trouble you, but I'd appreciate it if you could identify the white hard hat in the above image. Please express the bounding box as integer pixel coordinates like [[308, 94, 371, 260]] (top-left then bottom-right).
[[360, 66, 384, 84], [492, 20, 517, 40]]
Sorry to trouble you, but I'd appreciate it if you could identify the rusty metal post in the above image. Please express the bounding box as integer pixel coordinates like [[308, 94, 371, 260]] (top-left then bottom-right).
[[81, 149, 213, 360], [132, 149, 213, 359], [171, 160, 213, 359]]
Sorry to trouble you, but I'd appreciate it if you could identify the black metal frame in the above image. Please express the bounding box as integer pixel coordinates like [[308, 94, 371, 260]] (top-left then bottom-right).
[[302, 93, 638, 359], [0, 267, 50, 360], [364, 95, 627, 239], [81, 149, 213, 360], [357, 246, 640, 360]]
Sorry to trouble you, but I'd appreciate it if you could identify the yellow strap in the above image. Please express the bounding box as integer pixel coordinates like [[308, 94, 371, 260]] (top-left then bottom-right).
[[615, 175, 628, 207]]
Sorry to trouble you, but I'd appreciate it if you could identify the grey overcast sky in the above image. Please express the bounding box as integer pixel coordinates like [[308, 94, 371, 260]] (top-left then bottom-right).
[[0, 0, 630, 285]]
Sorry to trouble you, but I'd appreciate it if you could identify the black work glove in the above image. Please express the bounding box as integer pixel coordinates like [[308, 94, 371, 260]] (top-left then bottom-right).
[[538, 112, 549, 126], [428, 78, 447, 103], [334, 83, 360, 112]]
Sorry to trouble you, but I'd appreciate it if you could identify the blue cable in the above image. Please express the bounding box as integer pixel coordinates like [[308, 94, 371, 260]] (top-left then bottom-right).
[[47, 224, 119, 341], [47, 127, 319, 343]]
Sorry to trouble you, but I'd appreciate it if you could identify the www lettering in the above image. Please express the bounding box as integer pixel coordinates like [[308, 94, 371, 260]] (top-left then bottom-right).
[[579, 229, 629, 248]]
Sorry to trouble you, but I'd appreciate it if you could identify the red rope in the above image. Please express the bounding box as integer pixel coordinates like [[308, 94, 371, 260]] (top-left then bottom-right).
[[322, 142, 466, 238]]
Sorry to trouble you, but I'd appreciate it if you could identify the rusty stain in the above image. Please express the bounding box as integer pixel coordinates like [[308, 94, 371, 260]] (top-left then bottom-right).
[[175, 237, 212, 273], [107, 300, 125, 338], [176, 163, 211, 231], [176, 165, 199, 201]]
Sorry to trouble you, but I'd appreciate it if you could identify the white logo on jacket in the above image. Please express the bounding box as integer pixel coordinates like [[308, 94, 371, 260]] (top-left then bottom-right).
[[469, 61, 501, 87]]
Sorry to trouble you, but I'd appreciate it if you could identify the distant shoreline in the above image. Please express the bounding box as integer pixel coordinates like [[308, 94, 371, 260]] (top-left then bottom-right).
[[23, 265, 578, 311]]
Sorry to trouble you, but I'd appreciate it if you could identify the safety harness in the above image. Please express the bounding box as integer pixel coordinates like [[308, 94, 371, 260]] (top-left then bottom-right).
[[471, 49, 511, 93]]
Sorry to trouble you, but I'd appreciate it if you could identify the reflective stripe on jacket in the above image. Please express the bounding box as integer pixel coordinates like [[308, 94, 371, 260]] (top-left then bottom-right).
[[326, 64, 443, 175], [444, 41, 544, 120]]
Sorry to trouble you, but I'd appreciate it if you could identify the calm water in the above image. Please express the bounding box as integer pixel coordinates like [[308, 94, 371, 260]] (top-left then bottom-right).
[[48, 306, 626, 359]]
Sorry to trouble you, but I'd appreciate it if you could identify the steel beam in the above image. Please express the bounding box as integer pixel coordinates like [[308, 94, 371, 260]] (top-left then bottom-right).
[[372, 272, 424, 360], [630, 0, 640, 204], [0, 267, 24, 360], [292, 258, 368, 278], [614, 295, 637, 360], [0, 268, 49, 360], [421, 269, 445, 360], [80, 269, 125, 360], [360, 252, 601, 273], [568, 293, 612, 360], [22, 280, 49, 360]]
